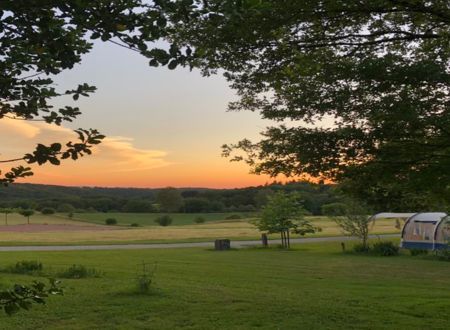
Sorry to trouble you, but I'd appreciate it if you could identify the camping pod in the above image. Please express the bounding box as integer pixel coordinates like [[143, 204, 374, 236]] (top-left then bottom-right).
[[400, 212, 448, 250], [434, 215, 450, 250]]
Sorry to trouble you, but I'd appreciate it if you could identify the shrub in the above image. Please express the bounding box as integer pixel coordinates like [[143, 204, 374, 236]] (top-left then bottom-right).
[[136, 262, 157, 294], [105, 218, 117, 225], [194, 216, 206, 224], [225, 214, 241, 220], [57, 203, 75, 213], [435, 248, 450, 261], [130, 223, 140, 227], [410, 248, 429, 256], [2, 260, 43, 274], [58, 264, 101, 279], [372, 241, 399, 256], [353, 243, 370, 253], [41, 207, 55, 215], [154, 215, 172, 226]]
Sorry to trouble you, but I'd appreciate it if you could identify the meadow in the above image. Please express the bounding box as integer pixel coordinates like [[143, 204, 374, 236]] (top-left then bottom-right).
[[0, 213, 401, 245], [0, 240, 449, 329]]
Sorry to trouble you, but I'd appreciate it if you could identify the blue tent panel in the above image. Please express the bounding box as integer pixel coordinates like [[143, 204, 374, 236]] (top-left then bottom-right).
[[401, 241, 434, 250]]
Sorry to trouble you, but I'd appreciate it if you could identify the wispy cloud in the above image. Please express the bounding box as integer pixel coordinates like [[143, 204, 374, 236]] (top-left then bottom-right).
[[0, 118, 171, 177]]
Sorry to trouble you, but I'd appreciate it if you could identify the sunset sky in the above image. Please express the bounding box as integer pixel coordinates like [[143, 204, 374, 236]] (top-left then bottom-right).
[[3, 41, 284, 188]]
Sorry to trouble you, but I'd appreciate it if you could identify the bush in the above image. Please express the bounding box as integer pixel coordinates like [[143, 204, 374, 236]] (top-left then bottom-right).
[[2, 260, 43, 274], [58, 264, 101, 279], [352, 243, 370, 253], [130, 223, 140, 227], [57, 203, 75, 213], [41, 207, 55, 215], [372, 241, 399, 256], [410, 248, 429, 256], [225, 214, 241, 220], [154, 215, 172, 226], [105, 218, 117, 225], [194, 216, 206, 224], [136, 262, 157, 294], [435, 248, 450, 261]]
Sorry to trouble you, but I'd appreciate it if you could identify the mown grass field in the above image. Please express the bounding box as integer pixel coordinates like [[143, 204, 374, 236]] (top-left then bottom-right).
[[0, 213, 401, 245], [69, 212, 254, 226], [0, 240, 449, 329]]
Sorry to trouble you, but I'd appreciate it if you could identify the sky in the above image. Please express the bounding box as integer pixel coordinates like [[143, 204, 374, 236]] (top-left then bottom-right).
[[2, 41, 285, 188]]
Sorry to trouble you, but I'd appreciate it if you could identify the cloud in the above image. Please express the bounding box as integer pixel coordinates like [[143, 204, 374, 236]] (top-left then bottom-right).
[[0, 118, 171, 177]]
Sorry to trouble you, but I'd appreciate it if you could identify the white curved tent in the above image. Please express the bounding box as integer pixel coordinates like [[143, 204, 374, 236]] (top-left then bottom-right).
[[401, 212, 448, 250], [434, 215, 450, 250], [369, 212, 449, 250]]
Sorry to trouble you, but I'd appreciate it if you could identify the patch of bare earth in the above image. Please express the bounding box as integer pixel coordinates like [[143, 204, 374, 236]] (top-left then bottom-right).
[[0, 224, 121, 232]]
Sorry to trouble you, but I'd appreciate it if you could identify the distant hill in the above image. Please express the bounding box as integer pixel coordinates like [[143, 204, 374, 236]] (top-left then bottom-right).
[[0, 182, 340, 215]]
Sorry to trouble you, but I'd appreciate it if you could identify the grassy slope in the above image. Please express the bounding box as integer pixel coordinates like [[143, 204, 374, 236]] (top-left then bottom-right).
[[0, 240, 449, 329]]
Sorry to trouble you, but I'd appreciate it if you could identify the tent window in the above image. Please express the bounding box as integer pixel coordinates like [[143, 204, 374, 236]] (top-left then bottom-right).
[[413, 222, 421, 236]]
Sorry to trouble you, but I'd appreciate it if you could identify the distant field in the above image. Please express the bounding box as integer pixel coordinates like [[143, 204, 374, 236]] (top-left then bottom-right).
[[0, 213, 401, 245], [0, 240, 449, 329], [69, 212, 254, 226], [0, 213, 96, 226]]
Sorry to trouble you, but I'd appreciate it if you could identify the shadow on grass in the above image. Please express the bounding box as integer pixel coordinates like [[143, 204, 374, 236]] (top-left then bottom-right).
[[112, 286, 165, 298]]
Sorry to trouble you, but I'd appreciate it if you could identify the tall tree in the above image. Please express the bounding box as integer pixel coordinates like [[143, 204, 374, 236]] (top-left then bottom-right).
[[0, 207, 13, 225], [144, 0, 450, 210], [18, 208, 34, 224]]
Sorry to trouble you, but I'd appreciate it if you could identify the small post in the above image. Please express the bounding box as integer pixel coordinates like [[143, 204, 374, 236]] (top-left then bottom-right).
[[341, 242, 346, 252], [215, 239, 231, 251], [261, 233, 268, 247]]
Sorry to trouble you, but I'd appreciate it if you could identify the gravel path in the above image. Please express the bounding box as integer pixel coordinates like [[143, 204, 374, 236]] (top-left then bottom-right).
[[0, 234, 399, 252]]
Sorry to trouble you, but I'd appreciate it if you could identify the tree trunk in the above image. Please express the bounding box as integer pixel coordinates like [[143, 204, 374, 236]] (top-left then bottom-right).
[[286, 230, 290, 248]]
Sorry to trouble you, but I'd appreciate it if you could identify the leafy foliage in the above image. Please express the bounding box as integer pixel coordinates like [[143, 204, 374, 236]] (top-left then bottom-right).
[[130, 0, 450, 210], [154, 215, 173, 227], [57, 264, 102, 279], [352, 243, 370, 254], [0, 0, 171, 183], [136, 262, 157, 294], [18, 208, 34, 224], [105, 218, 118, 225], [254, 192, 317, 247], [156, 188, 183, 213], [225, 214, 242, 220], [194, 216, 206, 224], [371, 241, 399, 256], [332, 202, 372, 249], [0, 207, 13, 225], [410, 249, 429, 256], [0, 181, 341, 215], [41, 207, 55, 215], [434, 247, 450, 261], [0, 279, 62, 315], [3, 260, 43, 275]]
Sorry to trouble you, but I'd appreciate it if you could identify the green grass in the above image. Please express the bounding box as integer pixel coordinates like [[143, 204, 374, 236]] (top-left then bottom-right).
[[0, 240, 449, 329], [68, 212, 254, 226]]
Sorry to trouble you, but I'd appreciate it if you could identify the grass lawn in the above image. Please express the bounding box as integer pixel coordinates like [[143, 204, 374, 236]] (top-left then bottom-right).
[[0, 240, 449, 329], [68, 212, 254, 226], [0, 214, 401, 245]]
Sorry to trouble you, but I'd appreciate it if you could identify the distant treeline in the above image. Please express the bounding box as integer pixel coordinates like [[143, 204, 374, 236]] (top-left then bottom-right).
[[0, 181, 342, 215]]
